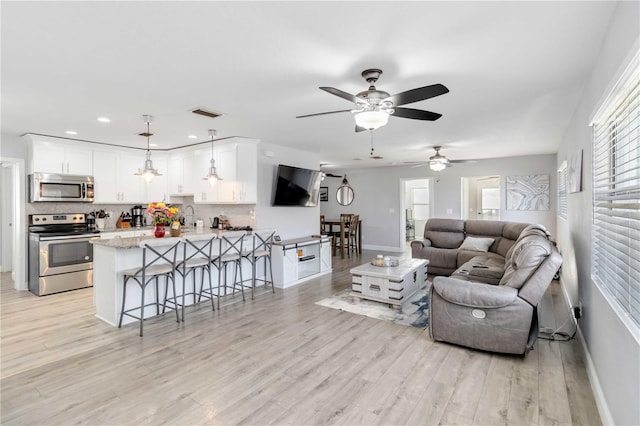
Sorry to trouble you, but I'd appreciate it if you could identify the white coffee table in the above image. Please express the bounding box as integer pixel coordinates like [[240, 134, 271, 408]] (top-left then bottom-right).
[[350, 258, 429, 308]]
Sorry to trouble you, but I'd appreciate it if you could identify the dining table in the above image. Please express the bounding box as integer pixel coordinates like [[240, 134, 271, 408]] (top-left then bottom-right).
[[323, 218, 362, 259]]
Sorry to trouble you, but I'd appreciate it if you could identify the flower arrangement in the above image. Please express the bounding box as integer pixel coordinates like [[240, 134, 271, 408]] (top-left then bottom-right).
[[146, 202, 179, 225]]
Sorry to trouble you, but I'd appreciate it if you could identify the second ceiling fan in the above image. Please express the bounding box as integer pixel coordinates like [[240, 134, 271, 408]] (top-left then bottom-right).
[[297, 68, 449, 132]]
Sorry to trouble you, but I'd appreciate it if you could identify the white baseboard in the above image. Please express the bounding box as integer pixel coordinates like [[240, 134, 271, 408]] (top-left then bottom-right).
[[576, 327, 615, 426], [558, 278, 614, 425], [361, 244, 405, 253]]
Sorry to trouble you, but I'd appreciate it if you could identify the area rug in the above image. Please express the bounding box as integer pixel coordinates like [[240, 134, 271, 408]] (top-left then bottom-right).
[[315, 284, 430, 329]]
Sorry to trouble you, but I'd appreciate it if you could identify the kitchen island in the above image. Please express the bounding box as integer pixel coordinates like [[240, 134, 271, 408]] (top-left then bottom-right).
[[91, 229, 249, 327]]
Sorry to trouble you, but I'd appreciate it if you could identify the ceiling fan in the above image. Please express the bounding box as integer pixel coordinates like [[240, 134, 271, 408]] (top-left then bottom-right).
[[407, 146, 477, 171], [297, 69, 449, 132]]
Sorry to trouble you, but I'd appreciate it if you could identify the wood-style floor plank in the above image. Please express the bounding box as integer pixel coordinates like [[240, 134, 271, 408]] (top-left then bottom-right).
[[0, 250, 601, 425]]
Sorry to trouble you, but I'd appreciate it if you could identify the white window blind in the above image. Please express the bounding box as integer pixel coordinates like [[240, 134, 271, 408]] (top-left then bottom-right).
[[591, 59, 640, 330], [558, 161, 567, 220]]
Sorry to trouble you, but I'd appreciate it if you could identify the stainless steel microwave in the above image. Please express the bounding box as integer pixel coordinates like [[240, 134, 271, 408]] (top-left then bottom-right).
[[29, 173, 94, 203]]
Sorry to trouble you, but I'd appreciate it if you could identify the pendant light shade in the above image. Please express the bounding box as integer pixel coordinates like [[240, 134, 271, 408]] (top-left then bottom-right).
[[203, 129, 222, 186], [134, 115, 162, 183]]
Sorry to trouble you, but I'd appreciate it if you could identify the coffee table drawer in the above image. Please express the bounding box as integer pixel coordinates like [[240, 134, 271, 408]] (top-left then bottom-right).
[[351, 259, 428, 306]]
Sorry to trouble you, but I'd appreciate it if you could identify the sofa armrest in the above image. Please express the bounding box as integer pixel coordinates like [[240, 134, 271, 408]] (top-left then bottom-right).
[[433, 276, 518, 308], [411, 239, 432, 249]]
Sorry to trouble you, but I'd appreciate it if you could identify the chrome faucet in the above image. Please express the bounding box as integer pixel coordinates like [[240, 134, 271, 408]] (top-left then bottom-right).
[[184, 205, 195, 227]]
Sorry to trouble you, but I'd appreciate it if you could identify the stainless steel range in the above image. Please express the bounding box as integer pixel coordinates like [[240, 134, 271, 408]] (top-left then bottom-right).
[[28, 213, 100, 296]]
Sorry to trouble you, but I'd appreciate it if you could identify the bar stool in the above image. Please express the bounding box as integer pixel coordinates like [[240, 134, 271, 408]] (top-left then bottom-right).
[[119, 238, 181, 336], [205, 231, 246, 310], [241, 229, 276, 299], [165, 234, 218, 321]]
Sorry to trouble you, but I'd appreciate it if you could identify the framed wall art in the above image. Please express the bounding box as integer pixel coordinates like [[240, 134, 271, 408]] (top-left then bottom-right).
[[506, 174, 550, 211]]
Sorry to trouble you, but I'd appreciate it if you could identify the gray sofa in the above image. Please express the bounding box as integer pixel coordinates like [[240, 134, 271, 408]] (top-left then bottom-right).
[[412, 218, 562, 354], [411, 219, 530, 282]]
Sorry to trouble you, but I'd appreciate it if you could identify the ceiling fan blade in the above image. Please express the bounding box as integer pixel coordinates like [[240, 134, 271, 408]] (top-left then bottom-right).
[[296, 109, 353, 118], [320, 87, 360, 103], [449, 159, 478, 164], [355, 125, 368, 132], [324, 173, 342, 178], [386, 84, 449, 106], [391, 107, 442, 121]]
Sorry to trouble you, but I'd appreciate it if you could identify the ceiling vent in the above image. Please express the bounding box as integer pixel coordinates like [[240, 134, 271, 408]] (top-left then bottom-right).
[[192, 108, 222, 119]]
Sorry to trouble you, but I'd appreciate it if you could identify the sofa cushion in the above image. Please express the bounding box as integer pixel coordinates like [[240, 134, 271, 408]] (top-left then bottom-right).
[[500, 232, 552, 289], [459, 236, 494, 252], [452, 253, 505, 285], [424, 219, 465, 249], [419, 247, 459, 270], [434, 276, 518, 308], [496, 222, 530, 257]]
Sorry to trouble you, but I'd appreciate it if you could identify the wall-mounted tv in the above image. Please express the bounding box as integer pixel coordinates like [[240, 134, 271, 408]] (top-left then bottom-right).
[[272, 164, 323, 207]]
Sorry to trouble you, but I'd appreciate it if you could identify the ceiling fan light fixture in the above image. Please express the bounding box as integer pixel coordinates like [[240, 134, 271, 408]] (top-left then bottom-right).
[[353, 110, 389, 130], [429, 162, 447, 172], [134, 115, 162, 183]]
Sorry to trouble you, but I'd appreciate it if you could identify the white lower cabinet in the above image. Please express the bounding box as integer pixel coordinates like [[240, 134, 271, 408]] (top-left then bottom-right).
[[272, 237, 332, 288]]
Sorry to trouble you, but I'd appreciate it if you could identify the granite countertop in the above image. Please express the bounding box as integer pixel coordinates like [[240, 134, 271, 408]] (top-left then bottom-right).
[[92, 228, 248, 249], [98, 226, 155, 233]]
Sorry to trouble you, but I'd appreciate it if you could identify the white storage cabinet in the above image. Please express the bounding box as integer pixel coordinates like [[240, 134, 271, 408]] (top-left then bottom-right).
[[272, 236, 332, 288]]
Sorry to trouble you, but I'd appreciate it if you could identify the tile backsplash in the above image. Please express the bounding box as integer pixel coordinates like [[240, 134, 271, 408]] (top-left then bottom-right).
[[26, 197, 256, 229]]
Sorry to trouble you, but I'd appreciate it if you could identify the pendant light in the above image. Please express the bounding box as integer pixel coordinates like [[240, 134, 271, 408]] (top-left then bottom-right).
[[134, 115, 162, 183], [203, 129, 222, 186]]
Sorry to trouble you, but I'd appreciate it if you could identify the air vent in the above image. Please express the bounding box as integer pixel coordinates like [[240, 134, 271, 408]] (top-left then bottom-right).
[[192, 108, 222, 119], [138, 132, 153, 137]]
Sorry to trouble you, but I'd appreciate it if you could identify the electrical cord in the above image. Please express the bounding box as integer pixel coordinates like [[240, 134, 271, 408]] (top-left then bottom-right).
[[538, 316, 578, 341]]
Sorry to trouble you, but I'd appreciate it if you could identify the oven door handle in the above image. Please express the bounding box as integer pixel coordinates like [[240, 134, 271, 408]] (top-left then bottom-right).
[[38, 235, 100, 242]]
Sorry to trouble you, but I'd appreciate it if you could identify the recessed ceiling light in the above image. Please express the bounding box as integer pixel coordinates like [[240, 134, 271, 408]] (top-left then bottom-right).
[[97, 117, 111, 123], [149, 143, 158, 147], [65, 130, 77, 135], [188, 134, 197, 139]]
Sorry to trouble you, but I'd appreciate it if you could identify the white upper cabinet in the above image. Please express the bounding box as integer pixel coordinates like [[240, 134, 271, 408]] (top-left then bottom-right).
[[117, 153, 145, 203], [235, 141, 257, 203], [167, 153, 195, 197], [216, 143, 238, 202], [190, 139, 257, 204], [25, 134, 258, 206], [92, 150, 119, 203], [93, 148, 150, 204], [27, 135, 93, 175]]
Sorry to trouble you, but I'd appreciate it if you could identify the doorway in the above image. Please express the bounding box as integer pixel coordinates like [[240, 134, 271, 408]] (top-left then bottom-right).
[[0, 158, 27, 290], [462, 176, 501, 221], [402, 178, 433, 247]]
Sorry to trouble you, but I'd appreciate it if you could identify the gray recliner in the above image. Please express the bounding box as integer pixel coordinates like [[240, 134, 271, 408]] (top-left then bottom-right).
[[429, 225, 562, 354]]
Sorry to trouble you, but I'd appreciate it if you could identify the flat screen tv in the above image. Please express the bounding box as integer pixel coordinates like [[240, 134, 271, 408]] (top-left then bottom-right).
[[272, 164, 323, 207]]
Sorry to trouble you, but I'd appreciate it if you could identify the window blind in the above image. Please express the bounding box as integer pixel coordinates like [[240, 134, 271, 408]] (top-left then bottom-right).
[[591, 62, 640, 329], [558, 161, 567, 220]]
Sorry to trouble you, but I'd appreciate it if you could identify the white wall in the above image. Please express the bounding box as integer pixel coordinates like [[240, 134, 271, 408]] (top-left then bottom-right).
[[321, 154, 557, 251], [255, 142, 321, 239], [556, 2, 639, 424]]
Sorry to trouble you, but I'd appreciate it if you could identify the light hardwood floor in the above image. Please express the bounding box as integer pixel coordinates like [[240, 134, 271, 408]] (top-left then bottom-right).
[[1, 250, 600, 425]]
